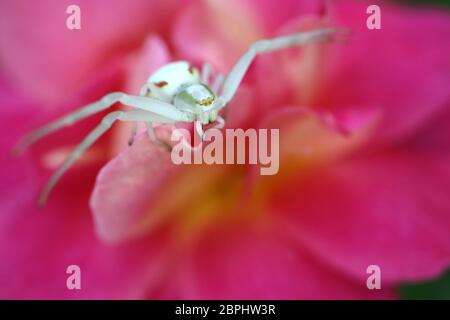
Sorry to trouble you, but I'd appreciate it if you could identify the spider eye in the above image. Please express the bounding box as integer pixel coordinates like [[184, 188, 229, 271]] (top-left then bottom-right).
[[174, 84, 217, 111], [155, 81, 168, 88], [197, 96, 216, 107], [190, 85, 215, 107]]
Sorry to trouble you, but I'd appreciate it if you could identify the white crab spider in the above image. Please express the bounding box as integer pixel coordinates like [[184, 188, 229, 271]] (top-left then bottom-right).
[[15, 28, 346, 206]]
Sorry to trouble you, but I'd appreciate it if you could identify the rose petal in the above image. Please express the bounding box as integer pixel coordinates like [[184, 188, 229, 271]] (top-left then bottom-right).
[[257, 105, 378, 172], [242, 0, 323, 33], [244, 105, 379, 205], [321, 0, 450, 146], [91, 128, 247, 245], [172, 0, 326, 82], [0, 0, 181, 104], [0, 194, 171, 299], [252, 16, 335, 113], [270, 151, 450, 284], [154, 221, 396, 299], [90, 132, 179, 244], [171, 0, 265, 72]]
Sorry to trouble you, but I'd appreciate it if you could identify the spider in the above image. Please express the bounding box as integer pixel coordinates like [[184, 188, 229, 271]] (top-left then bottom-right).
[[15, 28, 347, 206]]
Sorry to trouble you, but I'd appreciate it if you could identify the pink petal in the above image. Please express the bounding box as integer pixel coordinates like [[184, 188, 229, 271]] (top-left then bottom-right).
[[407, 106, 450, 155], [90, 131, 180, 244], [321, 0, 450, 146], [221, 84, 257, 129], [154, 221, 396, 299], [0, 92, 41, 228], [0, 0, 181, 105], [171, 0, 325, 75], [269, 151, 450, 285], [171, 0, 265, 72], [244, 105, 379, 210], [252, 16, 335, 113], [258, 105, 379, 166], [240, 0, 323, 33], [123, 35, 172, 94]]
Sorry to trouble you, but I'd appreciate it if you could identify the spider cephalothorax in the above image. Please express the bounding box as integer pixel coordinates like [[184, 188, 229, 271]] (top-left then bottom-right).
[[145, 61, 222, 125], [15, 28, 347, 205]]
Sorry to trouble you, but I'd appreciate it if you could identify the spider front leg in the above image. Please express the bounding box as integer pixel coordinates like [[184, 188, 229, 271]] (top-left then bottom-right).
[[212, 74, 225, 95], [201, 63, 213, 85], [15, 91, 187, 154], [128, 120, 169, 148], [202, 63, 225, 95], [38, 110, 122, 206], [14, 92, 125, 155], [39, 110, 180, 206], [220, 27, 348, 104], [195, 121, 205, 140]]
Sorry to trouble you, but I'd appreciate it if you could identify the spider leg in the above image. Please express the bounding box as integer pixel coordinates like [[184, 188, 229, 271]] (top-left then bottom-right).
[[220, 28, 348, 104], [201, 63, 213, 85], [195, 121, 204, 140], [144, 122, 173, 151], [201, 115, 225, 139], [38, 110, 179, 207], [139, 84, 148, 96], [145, 122, 158, 142], [128, 121, 163, 146], [15, 93, 191, 154], [128, 122, 138, 146], [213, 115, 225, 129], [212, 74, 225, 95], [145, 122, 166, 145], [202, 63, 225, 94], [14, 92, 125, 155], [129, 84, 172, 146]]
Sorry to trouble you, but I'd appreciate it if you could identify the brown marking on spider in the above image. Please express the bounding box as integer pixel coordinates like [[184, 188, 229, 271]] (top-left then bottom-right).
[[155, 81, 169, 88]]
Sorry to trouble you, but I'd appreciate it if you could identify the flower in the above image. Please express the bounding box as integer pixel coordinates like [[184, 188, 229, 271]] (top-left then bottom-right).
[[0, 0, 449, 299]]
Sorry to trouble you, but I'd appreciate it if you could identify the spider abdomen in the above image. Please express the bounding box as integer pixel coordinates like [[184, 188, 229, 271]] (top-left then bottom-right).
[[147, 61, 200, 98]]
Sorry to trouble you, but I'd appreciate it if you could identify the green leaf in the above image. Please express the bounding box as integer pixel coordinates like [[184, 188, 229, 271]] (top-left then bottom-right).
[[398, 270, 450, 300]]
